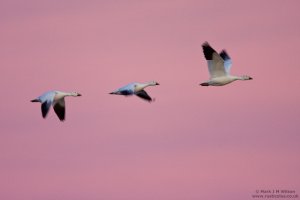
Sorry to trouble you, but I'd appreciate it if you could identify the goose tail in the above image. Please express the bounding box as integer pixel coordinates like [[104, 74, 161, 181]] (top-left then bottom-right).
[[31, 99, 39, 102]]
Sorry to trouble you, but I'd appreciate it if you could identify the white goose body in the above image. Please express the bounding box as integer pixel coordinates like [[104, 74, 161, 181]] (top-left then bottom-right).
[[203, 75, 251, 86], [200, 42, 252, 86], [110, 81, 159, 102], [31, 90, 81, 121]]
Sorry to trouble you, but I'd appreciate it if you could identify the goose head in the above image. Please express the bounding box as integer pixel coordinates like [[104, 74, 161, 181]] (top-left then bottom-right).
[[70, 92, 82, 96], [148, 81, 160, 86], [241, 75, 253, 80]]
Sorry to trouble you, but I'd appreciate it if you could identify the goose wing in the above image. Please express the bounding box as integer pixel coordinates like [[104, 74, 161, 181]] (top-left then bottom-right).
[[202, 42, 226, 78], [117, 83, 135, 95], [39, 91, 55, 118], [219, 50, 232, 75], [53, 98, 65, 121], [135, 90, 152, 102], [41, 101, 52, 118]]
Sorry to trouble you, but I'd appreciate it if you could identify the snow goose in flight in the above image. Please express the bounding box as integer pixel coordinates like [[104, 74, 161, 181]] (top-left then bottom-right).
[[109, 81, 159, 102], [31, 91, 82, 121], [200, 42, 252, 86]]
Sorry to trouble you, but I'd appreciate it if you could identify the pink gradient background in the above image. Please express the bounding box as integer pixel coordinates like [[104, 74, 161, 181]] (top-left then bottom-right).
[[1, 0, 300, 199]]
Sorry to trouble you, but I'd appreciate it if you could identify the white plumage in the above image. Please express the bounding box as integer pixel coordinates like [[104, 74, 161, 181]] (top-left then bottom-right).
[[31, 90, 81, 121], [109, 81, 159, 102], [200, 42, 253, 86]]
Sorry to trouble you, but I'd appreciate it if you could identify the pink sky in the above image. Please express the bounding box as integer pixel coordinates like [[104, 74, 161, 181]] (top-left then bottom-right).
[[0, 0, 300, 199]]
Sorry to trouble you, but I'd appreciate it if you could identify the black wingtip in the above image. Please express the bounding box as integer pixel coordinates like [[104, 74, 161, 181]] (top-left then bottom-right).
[[219, 50, 230, 60], [53, 103, 65, 122], [202, 42, 215, 60], [31, 99, 39, 102], [202, 41, 210, 46]]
